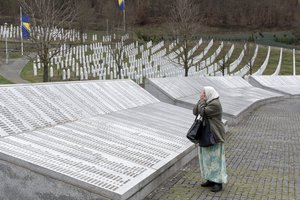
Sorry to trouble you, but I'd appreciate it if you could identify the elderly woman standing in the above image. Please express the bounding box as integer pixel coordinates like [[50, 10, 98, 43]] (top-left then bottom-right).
[[193, 86, 227, 192]]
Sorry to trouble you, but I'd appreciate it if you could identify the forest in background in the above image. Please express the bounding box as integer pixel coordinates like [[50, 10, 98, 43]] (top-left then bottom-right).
[[0, 0, 299, 34]]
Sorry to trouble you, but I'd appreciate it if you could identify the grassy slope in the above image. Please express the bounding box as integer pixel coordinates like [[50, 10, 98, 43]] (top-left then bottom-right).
[[224, 43, 243, 74], [21, 44, 299, 83], [0, 75, 14, 84], [296, 51, 300, 75], [263, 47, 280, 75], [245, 45, 268, 76], [211, 43, 232, 74], [20, 61, 40, 83], [230, 44, 255, 74], [19, 36, 300, 83], [279, 49, 293, 75]]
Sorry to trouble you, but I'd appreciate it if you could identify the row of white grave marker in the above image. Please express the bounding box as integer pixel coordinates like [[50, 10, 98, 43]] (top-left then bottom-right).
[[0, 24, 19, 39], [210, 44, 235, 76], [0, 23, 130, 44], [33, 40, 156, 83], [33, 38, 298, 83], [0, 24, 82, 42], [271, 48, 283, 76], [233, 45, 259, 77], [252, 46, 271, 76], [228, 44, 247, 73]]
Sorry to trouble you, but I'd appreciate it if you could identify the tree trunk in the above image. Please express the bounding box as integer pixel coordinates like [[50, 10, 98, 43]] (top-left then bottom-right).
[[184, 43, 189, 77], [42, 46, 49, 82], [184, 66, 188, 77], [43, 61, 49, 82], [118, 66, 122, 79]]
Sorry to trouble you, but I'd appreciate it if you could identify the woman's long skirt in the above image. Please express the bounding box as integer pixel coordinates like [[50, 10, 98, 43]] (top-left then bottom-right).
[[198, 143, 228, 184]]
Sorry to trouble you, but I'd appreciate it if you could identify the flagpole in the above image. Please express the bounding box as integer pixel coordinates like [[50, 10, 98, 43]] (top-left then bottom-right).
[[293, 49, 296, 76], [123, 0, 126, 33], [106, 19, 109, 35], [20, 6, 23, 56], [4, 23, 8, 64]]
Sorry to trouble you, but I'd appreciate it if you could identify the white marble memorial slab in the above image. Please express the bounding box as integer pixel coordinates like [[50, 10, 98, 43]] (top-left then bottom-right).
[[0, 80, 195, 200], [249, 75, 300, 96], [145, 76, 284, 125], [0, 80, 158, 136]]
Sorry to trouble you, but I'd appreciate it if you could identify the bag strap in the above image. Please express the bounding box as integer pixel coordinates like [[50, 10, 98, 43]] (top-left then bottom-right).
[[203, 109, 212, 119], [194, 115, 200, 121]]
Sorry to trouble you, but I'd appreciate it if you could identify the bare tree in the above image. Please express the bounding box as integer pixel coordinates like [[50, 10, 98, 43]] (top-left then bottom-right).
[[244, 42, 256, 75], [19, 0, 78, 82], [108, 35, 132, 79], [109, 41, 125, 79], [219, 46, 233, 76], [169, 0, 200, 77]]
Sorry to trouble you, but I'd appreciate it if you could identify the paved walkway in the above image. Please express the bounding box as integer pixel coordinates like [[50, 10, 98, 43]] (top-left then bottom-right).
[[146, 98, 300, 200], [0, 55, 32, 84]]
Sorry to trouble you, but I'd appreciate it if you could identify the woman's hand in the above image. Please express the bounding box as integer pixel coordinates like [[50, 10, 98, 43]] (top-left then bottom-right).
[[200, 90, 206, 102]]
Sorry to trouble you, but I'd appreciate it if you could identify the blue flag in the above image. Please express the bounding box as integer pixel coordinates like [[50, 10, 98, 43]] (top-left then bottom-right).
[[118, 0, 125, 11], [22, 15, 30, 39]]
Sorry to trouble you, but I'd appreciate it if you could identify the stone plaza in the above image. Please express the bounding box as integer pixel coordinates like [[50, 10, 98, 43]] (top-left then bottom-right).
[[145, 98, 300, 200]]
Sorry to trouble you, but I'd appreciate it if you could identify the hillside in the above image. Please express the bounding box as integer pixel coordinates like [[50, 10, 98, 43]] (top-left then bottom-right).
[[0, 0, 299, 31]]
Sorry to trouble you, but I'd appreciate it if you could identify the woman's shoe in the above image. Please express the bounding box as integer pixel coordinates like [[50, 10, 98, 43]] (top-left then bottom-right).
[[211, 183, 222, 192], [201, 180, 215, 187]]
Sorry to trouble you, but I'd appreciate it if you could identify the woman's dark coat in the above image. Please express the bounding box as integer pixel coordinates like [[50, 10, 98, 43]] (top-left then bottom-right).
[[193, 98, 225, 143]]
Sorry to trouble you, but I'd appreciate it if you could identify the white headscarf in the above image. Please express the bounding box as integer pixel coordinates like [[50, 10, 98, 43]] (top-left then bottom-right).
[[203, 86, 219, 103]]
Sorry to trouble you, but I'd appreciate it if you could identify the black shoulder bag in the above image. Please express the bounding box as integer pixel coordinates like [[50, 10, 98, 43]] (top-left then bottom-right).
[[186, 115, 202, 144], [198, 113, 216, 147], [186, 113, 216, 147]]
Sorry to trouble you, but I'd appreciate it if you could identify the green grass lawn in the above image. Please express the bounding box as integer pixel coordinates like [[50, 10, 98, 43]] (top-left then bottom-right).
[[296, 50, 300, 75], [224, 43, 244, 74], [190, 40, 210, 60], [0, 42, 22, 59], [279, 49, 293, 75], [227, 43, 244, 63], [212, 42, 233, 72], [230, 43, 256, 74], [0, 51, 22, 59], [245, 45, 268, 76], [170, 40, 207, 63], [21, 60, 104, 83], [0, 75, 14, 84], [21, 61, 40, 83], [0, 39, 37, 59], [20, 36, 300, 84], [200, 41, 222, 63], [214, 42, 232, 61], [263, 47, 280, 75]]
